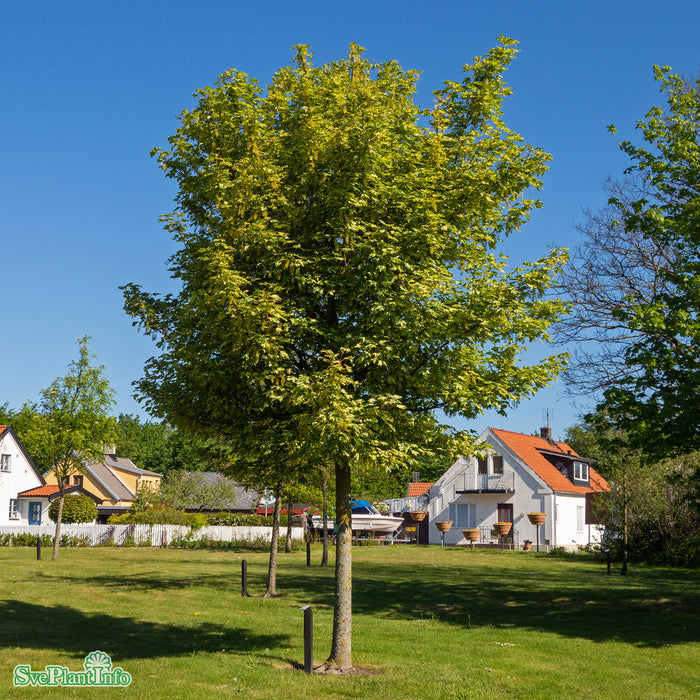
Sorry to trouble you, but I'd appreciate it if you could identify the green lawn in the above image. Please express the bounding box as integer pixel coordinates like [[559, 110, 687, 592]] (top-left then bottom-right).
[[1, 545, 698, 699]]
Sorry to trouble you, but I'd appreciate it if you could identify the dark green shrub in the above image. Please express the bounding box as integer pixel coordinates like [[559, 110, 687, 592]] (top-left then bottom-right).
[[122, 532, 137, 547], [49, 495, 97, 523], [0, 533, 82, 548], [205, 511, 274, 526]]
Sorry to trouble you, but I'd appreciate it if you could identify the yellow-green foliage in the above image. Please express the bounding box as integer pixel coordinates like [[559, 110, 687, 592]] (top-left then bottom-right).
[[48, 495, 97, 523], [108, 507, 207, 529]]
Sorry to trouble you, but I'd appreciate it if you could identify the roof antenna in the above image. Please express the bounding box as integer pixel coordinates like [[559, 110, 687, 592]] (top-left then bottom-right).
[[540, 409, 554, 442]]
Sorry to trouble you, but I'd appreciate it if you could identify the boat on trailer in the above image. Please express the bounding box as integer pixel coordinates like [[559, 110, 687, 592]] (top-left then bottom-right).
[[311, 500, 404, 534]]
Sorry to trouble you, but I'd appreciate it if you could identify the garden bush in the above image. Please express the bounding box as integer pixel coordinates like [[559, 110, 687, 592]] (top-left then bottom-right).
[[0, 533, 87, 548], [49, 495, 97, 523], [205, 511, 274, 526], [108, 507, 207, 528]]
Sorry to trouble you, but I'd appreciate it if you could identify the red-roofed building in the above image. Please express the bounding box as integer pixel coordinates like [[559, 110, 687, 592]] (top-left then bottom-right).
[[16, 484, 103, 525], [1, 427, 158, 525], [0, 425, 49, 526], [386, 426, 609, 550], [255, 504, 313, 520], [407, 482, 434, 498]]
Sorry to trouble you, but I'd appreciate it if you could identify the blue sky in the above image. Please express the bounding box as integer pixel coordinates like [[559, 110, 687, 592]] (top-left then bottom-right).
[[2, 1, 699, 440]]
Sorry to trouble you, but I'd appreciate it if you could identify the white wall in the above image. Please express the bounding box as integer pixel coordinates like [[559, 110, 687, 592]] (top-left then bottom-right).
[[424, 436, 605, 549], [17, 498, 53, 526], [0, 431, 43, 526], [553, 493, 604, 549], [0, 523, 306, 545], [426, 450, 555, 546]]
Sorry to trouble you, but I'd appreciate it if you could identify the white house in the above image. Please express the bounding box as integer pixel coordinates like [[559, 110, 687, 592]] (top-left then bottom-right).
[[0, 425, 51, 526], [386, 427, 609, 550]]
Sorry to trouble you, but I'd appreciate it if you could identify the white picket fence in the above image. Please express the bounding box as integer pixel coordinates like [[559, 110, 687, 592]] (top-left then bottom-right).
[[0, 523, 305, 547]]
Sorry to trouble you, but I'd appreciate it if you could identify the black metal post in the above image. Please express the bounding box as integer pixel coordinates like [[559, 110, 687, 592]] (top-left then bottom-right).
[[306, 539, 311, 567], [241, 559, 249, 596], [36, 537, 42, 560], [300, 605, 313, 673], [605, 549, 611, 575], [536, 524, 540, 553]]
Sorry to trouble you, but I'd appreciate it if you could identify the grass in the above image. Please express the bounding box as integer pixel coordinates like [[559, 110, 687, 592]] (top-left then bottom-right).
[[0, 545, 698, 699]]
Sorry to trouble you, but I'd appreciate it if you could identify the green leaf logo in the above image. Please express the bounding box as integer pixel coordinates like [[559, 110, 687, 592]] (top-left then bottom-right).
[[84, 651, 112, 671]]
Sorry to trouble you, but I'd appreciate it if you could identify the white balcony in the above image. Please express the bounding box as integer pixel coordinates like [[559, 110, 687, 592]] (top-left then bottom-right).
[[456, 467, 515, 494]]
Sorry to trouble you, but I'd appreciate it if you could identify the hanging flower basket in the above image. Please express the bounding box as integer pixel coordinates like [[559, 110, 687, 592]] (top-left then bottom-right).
[[462, 528, 480, 542], [409, 511, 428, 522], [527, 512, 547, 526], [493, 521, 512, 536], [435, 521, 452, 532]]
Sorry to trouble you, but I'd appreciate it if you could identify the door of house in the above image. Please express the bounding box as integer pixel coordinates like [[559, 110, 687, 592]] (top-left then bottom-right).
[[29, 502, 42, 525], [497, 503, 513, 536]]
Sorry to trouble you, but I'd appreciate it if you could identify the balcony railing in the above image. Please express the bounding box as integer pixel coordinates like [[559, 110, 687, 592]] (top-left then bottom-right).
[[456, 469, 515, 494]]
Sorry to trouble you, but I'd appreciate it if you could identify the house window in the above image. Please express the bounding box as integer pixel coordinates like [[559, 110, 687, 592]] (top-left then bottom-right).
[[576, 506, 584, 532], [492, 455, 504, 475], [1, 454, 10, 472], [72, 475, 83, 488], [9, 499, 19, 519], [477, 457, 488, 474], [573, 461, 588, 481], [449, 503, 476, 528]]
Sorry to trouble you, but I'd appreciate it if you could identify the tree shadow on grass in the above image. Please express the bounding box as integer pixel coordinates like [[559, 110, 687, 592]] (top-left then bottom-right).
[[45, 572, 239, 592], [43, 561, 273, 595], [277, 558, 700, 648], [0, 599, 288, 661]]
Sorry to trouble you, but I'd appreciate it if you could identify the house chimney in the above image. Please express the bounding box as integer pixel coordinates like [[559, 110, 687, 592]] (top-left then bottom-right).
[[539, 427, 552, 442]]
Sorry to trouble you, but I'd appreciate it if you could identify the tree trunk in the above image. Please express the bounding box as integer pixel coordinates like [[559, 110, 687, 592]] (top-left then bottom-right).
[[285, 496, 293, 553], [621, 462, 628, 576], [52, 489, 66, 561], [320, 462, 352, 672], [321, 476, 329, 568], [264, 480, 284, 597]]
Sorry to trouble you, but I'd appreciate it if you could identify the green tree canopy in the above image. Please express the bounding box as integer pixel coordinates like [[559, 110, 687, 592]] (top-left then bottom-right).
[[595, 68, 700, 459], [21, 337, 115, 560], [123, 40, 567, 670], [114, 413, 221, 474], [565, 414, 700, 568]]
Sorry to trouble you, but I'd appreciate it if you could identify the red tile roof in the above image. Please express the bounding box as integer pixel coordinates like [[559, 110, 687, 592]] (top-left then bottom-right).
[[407, 482, 434, 497], [18, 485, 61, 497], [255, 505, 313, 516], [490, 428, 609, 494]]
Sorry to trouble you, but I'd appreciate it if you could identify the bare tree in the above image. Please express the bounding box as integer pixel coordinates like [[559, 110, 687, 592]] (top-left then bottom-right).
[[555, 177, 679, 396]]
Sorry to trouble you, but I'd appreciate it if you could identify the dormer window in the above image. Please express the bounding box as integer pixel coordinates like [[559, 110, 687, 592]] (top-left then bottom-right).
[[573, 461, 588, 481]]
